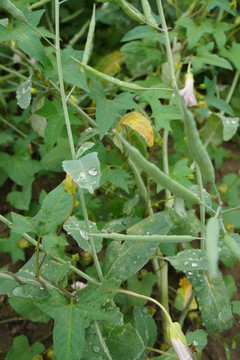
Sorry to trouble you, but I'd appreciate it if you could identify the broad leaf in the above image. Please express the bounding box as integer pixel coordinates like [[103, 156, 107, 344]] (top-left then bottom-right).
[[8, 297, 50, 323], [187, 271, 233, 333], [0, 231, 25, 264], [62, 152, 101, 194], [217, 114, 239, 141], [167, 249, 208, 272], [102, 212, 172, 280], [63, 215, 103, 253], [127, 272, 157, 306]]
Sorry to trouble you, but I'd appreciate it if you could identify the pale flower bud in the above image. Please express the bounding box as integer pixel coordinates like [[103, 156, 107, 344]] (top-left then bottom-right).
[[179, 73, 197, 107], [168, 322, 193, 360]]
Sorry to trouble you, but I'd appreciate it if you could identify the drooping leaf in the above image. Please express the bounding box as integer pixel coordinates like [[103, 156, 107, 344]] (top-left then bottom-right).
[[118, 111, 154, 146], [6, 335, 44, 360], [63, 215, 103, 253], [62, 152, 101, 194], [16, 77, 32, 109], [187, 271, 233, 333]]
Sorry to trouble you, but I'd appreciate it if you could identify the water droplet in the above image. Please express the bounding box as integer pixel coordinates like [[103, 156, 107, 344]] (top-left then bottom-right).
[[88, 168, 98, 176], [188, 271, 193, 276], [77, 172, 86, 182], [192, 263, 198, 267], [93, 346, 100, 353], [184, 261, 189, 266], [133, 261, 137, 264], [193, 340, 198, 346]]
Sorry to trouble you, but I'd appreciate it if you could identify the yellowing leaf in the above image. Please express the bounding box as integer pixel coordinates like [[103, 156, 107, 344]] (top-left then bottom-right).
[[96, 50, 126, 75], [174, 277, 198, 311], [118, 111, 154, 147]]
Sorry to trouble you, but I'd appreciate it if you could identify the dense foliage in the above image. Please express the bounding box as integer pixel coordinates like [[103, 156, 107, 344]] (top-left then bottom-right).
[[0, 0, 240, 359]]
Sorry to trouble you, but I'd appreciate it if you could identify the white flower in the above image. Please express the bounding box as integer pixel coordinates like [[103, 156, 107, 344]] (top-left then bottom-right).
[[179, 73, 197, 107], [168, 322, 193, 360], [71, 281, 87, 291]]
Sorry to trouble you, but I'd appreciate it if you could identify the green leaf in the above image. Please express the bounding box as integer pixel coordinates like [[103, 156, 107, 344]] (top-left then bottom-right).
[[63, 215, 103, 253], [187, 271, 233, 333], [100, 167, 130, 193], [127, 273, 157, 306], [167, 249, 208, 272], [231, 300, 240, 316], [103, 322, 144, 360], [206, 0, 233, 12], [44, 45, 89, 91], [213, 22, 233, 48], [171, 159, 193, 187], [8, 297, 50, 323], [0, 9, 50, 66], [6, 335, 44, 360], [7, 178, 34, 210], [63, 152, 101, 194], [11, 212, 34, 234], [90, 81, 137, 138], [193, 44, 232, 72], [223, 275, 237, 299], [32, 183, 73, 236], [41, 234, 68, 259], [121, 25, 164, 43], [0, 230, 25, 264], [40, 137, 72, 172], [36, 290, 86, 360], [176, 18, 214, 49], [133, 307, 157, 359], [12, 284, 48, 299], [16, 77, 32, 109], [220, 43, 240, 72], [102, 212, 172, 280]]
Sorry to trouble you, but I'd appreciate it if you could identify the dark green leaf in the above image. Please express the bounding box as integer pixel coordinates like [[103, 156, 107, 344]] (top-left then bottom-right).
[[6, 335, 44, 360]]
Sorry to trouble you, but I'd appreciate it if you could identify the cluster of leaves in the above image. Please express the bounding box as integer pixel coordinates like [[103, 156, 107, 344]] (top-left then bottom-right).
[[0, 0, 240, 359]]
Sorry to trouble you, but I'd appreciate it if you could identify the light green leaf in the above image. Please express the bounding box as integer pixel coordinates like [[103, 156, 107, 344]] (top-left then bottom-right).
[[41, 234, 68, 259], [7, 178, 34, 210], [187, 271, 233, 332], [76, 142, 95, 159], [63, 152, 100, 194], [193, 45, 232, 72], [11, 212, 34, 234], [102, 212, 172, 280], [167, 249, 208, 272], [12, 285, 48, 299], [223, 275, 237, 299], [40, 137, 72, 172], [6, 335, 44, 360], [16, 77, 32, 109], [63, 215, 103, 253], [217, 114, 239, 141], [231, 300, 240, 316], [176, 18, 214, 49]]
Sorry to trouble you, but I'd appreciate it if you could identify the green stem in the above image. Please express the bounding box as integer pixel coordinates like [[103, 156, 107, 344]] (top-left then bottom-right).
[[0, 116, 27, 138], [29, 0, 51, 10], [54, 0, 104, 283], [55, 0, 75, 159], [24, 20, 56, 49], [35, 236, 41, 278], [196, 164, 205, 250], [0, 64, 27, 80], [181, 0, 200, 18], [78, 189, 104, 282], [220, 71, 240, 116], [69, 20, 90, 47], [94, 321, 113, 360], [162, 129, 173, 209], [0, 214, 99, 285]]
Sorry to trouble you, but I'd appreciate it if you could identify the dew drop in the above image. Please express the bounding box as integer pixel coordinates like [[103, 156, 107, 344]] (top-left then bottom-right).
[[193, 340, 198, 346], [192, 263, 198, 267], [88, 168, 98, 176], [93, 346, 100, 353]]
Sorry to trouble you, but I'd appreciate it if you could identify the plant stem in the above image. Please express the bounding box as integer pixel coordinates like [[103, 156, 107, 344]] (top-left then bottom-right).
[[196, 164, 205, 250], [0, 64, 27, 80], [54, 0, 104, 283], [0, 116, 27, 138], [220, 71, 240, 116], [78, 189, 104, 282], [0, 214, 99, 285], [55, 0, 75, 159], [29, 0, 51, 10], [94, 321, 113, 360]]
